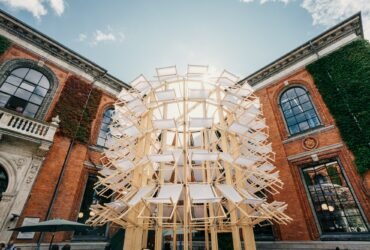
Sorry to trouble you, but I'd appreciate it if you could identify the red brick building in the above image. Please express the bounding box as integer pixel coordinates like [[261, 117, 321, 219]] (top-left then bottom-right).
[[0, 9, 368, 250]]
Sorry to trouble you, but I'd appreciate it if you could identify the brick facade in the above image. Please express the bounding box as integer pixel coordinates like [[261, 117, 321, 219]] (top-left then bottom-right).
[[255, 69, 370, 241], [0, 9, 369, 249]]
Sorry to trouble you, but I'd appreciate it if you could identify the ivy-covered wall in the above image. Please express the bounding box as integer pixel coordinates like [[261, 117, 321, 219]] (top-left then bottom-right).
[[0, 34, 11, 55], [52, 75, 102, 143], [307, 40, 370, 174]]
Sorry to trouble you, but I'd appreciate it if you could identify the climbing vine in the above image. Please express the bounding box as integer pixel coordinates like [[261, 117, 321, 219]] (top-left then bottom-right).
[[0, 34, 11, 55], [307, 40, 370, 174], [52, 75, 102, 143]]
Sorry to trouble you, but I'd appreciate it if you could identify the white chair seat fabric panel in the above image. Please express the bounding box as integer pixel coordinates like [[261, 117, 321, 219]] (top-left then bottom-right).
[[229, 122, 249, 135], [155, 89, 177, 102], [114, 159, 135, 172], [188, 89, 210, 99], [238, 188, 265, 206], [235, 155, 259, 167], [216, 184, 244, 203], [121, 125, 141, 137], [189, 117, 213, 128], [127, 186, 155, 206], [190, 150, 219, 161], [146, 184, 183, 204], [153, 119, 177, 129], [188, 184, 220, 203], [258, 163, 275, 172], [219, 153, 234, 163], [157, 66, 177, 79], [149, 153, 176, 163], [106, 201, 127, 213]]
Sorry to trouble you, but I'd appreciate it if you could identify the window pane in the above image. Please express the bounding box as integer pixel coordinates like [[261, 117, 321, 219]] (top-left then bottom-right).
[[6, 96, 28, 113], [302, 161, 369, 234], [0, 83, 17, 95], [38, 76, 50, 89], [295, 87, 306, 96], [289, 125, 300, 134], [298, 121, 309, 131], [6, 75, 22, 86], [286, 116, 296, 126], [29, 94, 43, 105], [0, 93, 10, 107], [0, 166, 9, 201], [97, 108, 114, 147], [11, 68, 29, 78], [14, 88, 32, 100], [286, 89, 297, 99], [24, 103, 39, 117], [283, 108, 293, 118], [75, 175, 109, 238], [1, 67, 51, 118], [280, 87, 320, 135], [25, 69, 43, 84], [34, 86, 47, 97], [20, 82, 35, 92]]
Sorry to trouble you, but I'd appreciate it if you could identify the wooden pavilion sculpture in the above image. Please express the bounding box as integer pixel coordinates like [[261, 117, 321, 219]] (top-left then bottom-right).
[[87, 65, 292, 250]]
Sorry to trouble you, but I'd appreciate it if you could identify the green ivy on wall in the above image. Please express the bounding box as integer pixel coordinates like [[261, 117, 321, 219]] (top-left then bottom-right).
[[52, 75, 102, 143], [0, 34, 11, 55], [307, 40, 370, 174]]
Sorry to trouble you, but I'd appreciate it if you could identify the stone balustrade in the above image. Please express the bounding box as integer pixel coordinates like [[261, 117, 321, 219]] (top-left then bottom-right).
[[0, 108, 59, 142]]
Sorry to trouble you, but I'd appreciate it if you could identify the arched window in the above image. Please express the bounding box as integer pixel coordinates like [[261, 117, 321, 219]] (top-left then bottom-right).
[[0, 67, 50, 118], [97, 108, 114, 147], [280, 86, 320, 135], [0, 166, 8, 201]]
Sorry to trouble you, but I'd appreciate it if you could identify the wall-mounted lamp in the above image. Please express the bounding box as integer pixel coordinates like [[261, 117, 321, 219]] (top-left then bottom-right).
[[10, 213, 20, 222]]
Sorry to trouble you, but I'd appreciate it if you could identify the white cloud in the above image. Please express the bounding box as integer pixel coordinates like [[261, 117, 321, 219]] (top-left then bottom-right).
[[0, 0, 65, 18], [0, 0, 47, 18], [78, 33, 87, 42], [241, 0, 370, 39], [301, 0, 370, 39], [77, 28, 125, 46], [94, 30, 116, 42], [240, 0, 293, 4], [49, 0, 64, 16]]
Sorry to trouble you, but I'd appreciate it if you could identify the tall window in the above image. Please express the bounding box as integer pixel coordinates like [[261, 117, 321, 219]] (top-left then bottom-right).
[[0, 166, 8, 201], [97, 108, 114, 147], [301, 160, 369, 235], [75, 174, 109, 239], [280, 86, 320, 135], [0, 67, 50, 118]]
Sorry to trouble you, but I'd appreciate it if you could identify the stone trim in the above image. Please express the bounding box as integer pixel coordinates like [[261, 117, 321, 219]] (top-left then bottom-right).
[[283, 125, 335, 144], [0, 58, 59, 120], [287, 143, 343, 161], [241, 12, 363, 87]]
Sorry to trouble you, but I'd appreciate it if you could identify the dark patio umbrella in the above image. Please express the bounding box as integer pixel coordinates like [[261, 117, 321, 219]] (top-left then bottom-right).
[[10, 219, 90, 249]]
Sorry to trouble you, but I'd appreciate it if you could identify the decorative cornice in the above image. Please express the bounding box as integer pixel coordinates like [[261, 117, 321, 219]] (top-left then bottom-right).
[[283, 125, 335, 144], [0, 10, 130, 92], [241, 12, 363, 86], [287, 143, 343, 161]]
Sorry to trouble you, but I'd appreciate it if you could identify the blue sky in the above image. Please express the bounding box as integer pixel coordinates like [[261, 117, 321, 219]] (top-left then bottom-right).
[[0, 0, 368, 83]]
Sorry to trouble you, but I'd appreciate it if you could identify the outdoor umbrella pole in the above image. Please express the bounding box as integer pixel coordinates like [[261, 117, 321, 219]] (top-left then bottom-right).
[[49, 232, 55, 250]]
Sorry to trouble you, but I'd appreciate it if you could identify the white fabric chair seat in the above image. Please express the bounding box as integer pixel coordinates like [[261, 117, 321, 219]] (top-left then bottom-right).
[[188, 184, 220, 203], [145, 184, 183, 204]]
